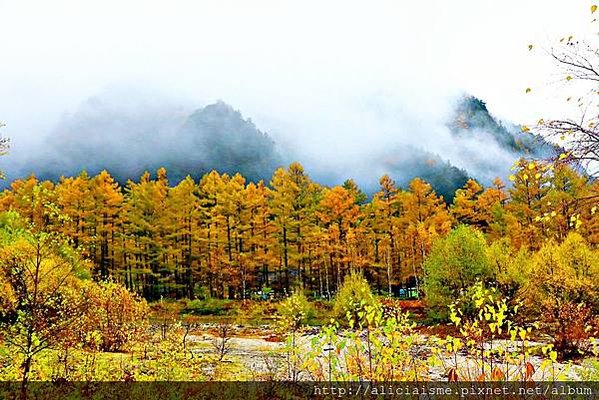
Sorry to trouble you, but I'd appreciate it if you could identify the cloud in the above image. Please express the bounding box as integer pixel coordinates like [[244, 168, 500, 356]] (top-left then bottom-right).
[[0, 0, 584, 191]]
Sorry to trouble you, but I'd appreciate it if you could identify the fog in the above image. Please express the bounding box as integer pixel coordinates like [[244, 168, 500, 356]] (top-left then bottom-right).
[[0, 0, 589, 190]]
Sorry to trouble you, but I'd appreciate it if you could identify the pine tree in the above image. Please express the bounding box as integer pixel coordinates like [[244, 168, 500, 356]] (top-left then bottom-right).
[[506, 160, 550, 250], [165, 175, 198, 297], [55, 172, 92, 251], [121, 169, 169, 298], [89, 170, 124, 283], [400, 178, 451, 292], [365, 175, 402, 295], [318, 186, 360, 290], [269, 163, 320, 292], [451, 179, 484, 227], [197, 170, 228, 298], [244, 181, 278, 295]]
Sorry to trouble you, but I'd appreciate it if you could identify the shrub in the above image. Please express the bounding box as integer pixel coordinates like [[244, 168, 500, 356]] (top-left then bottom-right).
[[423, 225, 494, 320], [433, 282, 565, 381], [301, 303, 424, 381], [380, 298, 405, 322], [193, 285, 210, 300], [486, 238, 531, 299], [276, 291, 315, 381], [277, 291, 314, 332], [82, 280, 150, 352], [332, 272, 378, 327], [523, 233, 599, 358], [310, 300, 334, 325]]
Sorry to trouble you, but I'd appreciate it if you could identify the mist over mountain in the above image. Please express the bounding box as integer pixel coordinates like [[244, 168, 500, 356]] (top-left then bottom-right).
[[0, 91, 552, 200], [173, 102, 282, 182], [11, 96, 282, 185], [380, 147, 470, 201], [451, 96, 550, 157]]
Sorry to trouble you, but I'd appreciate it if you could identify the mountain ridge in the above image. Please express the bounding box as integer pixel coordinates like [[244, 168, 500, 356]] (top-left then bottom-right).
[[0, 93, 552, 201]]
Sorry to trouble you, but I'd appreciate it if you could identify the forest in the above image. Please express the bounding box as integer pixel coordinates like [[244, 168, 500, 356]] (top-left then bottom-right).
[[0, 160, 596, 301]]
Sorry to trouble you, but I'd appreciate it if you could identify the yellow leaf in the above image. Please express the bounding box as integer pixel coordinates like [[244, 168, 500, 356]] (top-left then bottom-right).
[[535, 173, 541, 179], [592, 4, 597, 13], [528, 162, 535, 170], [528, 44, 533, 51], [566, 75, 573, 81], [509, 175, 515, 182], [525, 87, 532, 93], [521, 125, 530, 132]]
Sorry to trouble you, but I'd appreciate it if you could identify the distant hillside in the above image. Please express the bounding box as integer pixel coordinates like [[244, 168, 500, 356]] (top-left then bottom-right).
[[366, 96, 552, 200], [381, 146, 470, 201], [19, 98, 282, 185], [1, 93, 553, 201], [173, 101, 281, 182], [451, 96, 552, 157]]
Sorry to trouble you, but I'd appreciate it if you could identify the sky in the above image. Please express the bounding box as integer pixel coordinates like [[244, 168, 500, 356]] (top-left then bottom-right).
[[0, 0, 593, 181]]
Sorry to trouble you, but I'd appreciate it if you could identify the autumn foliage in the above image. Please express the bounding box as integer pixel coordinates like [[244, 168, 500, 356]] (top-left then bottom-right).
[[81, 280, 150, 352], [0, 160, 595, 303]]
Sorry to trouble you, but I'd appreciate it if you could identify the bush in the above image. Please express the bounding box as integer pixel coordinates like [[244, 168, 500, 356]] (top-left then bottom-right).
[[332, 272, 378, 327], [277, 291, 314, 331], [487, 238, 531, 299], [380, 298, 407, 322], [82, 281, 150, 352], [435, 282, 559, 381], [301, 302, 423, 380], [523, 233, 599, 358], [423, 225, 494, 320], [310, 300, 334, 325], [193, 285, 210, 300]]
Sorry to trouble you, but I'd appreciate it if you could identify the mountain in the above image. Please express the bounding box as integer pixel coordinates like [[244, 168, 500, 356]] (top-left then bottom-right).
[[18, 98, 282, 185], [1, 93, 552, 201], [381, 147, 470, 201], [451, 96, 552, 158], [365, 95, 553, 200], [173, 101, 281, 182]]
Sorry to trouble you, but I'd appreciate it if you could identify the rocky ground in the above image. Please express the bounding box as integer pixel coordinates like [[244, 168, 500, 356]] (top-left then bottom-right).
[[183, 324, 593, 381]]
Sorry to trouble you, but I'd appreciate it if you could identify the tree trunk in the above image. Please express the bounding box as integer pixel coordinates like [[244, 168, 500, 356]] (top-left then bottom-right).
[[20, 354, 32, 400]]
